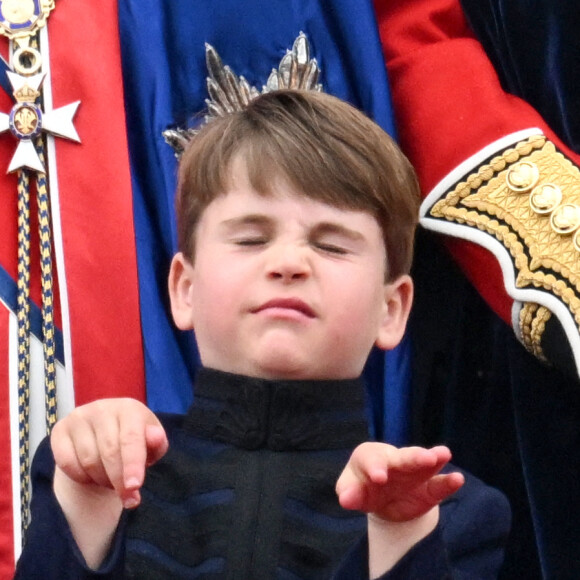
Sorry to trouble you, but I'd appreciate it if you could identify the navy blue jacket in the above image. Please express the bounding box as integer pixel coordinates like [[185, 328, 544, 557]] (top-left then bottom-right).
[[15, 369, 510, 579]]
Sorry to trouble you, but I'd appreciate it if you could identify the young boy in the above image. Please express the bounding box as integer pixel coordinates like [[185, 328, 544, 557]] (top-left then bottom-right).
[[15, 90, 509, 579]]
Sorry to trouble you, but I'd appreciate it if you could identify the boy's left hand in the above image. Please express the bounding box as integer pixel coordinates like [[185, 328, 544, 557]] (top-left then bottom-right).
[[336, 442, 464, 522]]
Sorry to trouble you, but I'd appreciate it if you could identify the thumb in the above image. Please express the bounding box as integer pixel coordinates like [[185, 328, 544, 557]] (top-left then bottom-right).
[[145, 423, 169, 466]]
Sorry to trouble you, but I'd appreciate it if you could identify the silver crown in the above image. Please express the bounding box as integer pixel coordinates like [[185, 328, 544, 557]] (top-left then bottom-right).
[[163, 32, 323, 157]]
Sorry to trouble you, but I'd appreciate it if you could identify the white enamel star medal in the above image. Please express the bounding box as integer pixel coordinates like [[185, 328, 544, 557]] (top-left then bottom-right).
[[0, 0, 80, 172]]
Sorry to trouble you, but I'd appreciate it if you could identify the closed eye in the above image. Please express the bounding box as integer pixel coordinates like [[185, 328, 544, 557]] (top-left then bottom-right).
[[314, 242, 349, 255], [309, 222, 363, 257], [234, 238, 268, 247], [221, 214, 274, 248]]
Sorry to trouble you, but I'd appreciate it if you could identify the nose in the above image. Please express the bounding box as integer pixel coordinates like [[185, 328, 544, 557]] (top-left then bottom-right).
[[266, 242, 311, 282]]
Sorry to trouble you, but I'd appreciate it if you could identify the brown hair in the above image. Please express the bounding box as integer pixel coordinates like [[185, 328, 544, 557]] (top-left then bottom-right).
[[176, 89, 420, 280]]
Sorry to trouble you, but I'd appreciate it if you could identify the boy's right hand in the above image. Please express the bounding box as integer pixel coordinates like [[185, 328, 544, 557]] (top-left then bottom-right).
[[51, 398, 169, 509]]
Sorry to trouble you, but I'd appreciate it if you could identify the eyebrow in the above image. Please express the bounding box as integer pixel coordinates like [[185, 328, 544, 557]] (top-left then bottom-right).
[[309, 222, 366, 243], [220, 214, 275, 230]]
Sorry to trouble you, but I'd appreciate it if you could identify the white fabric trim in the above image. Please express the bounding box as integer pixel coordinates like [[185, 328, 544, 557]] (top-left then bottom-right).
[[511, 301, 524, 344], [8, 311, 21, 560]]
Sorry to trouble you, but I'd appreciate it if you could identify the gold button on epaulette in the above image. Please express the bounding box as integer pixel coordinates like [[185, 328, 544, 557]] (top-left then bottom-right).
[[551, 203, 580, 235], [506, 161, 540, 192], [530, 183, 563, 214]]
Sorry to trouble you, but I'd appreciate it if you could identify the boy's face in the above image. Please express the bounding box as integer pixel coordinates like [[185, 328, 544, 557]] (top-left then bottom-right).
[[169, 164, 413, 381]]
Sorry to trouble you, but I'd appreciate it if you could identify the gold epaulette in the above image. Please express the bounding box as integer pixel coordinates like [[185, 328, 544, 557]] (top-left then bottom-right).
[[422, 133, 580, 374]]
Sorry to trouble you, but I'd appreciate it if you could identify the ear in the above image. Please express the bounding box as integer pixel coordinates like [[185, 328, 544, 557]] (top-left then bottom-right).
[[375, 274, 414, 351], [168, 252, 196, 331]]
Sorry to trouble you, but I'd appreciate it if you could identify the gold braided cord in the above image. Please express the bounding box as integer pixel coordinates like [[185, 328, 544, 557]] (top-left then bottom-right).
[[16, 167, 31, 534], [14, 33, 58, 539], [36, 139, 57, 433]]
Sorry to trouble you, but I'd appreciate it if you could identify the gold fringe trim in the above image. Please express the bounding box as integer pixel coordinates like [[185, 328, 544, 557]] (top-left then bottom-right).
[[519, 303, 551, 362]]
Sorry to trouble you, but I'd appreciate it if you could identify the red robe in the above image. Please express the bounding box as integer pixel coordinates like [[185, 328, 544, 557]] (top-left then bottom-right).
[[376, 0, 580, 376]]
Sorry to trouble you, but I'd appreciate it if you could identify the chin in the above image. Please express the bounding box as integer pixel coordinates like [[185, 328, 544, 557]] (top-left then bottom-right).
[[251, 358, 353, 381], [249, 354, 312, 380], [254, 365, 308, 381]]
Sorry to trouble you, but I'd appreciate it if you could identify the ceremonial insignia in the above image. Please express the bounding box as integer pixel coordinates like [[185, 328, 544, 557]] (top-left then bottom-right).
[[421, 131, 580, 375], [0, 70, 79, 172], [0, 0, 80, 539], [163, 32, 322, 156], [0, 0, 79, 173], [0, 0, 53, 76], [0, 0, 54, 40]]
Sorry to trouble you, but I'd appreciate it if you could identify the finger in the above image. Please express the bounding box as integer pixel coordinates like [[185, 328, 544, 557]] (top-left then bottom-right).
[[119, 420, 167, 510], [51, 421, 95, 485], [117, 414, 148, 494], [347, 443, 448, 486], [425, 446, 453, 468], [145, 424, 169, 466], [67, 415, 116, 489], [337, 443, 431, 505], [118, 410, 168, 510], [378, 446, 454, 492], [121, 489, 142, 510], [336, 446, 390, 512], [119, 412, 168, 489], [426, 472, 465, 503], [91, 408, 125, 492], [385, 445, 451, 472], [345, 443, 395, 484], [336, 481, 366, 511], [97, 411, 142, 508]]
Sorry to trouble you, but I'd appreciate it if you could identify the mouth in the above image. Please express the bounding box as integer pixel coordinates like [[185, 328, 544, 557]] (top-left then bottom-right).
[[252, 298, 316, 319]]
